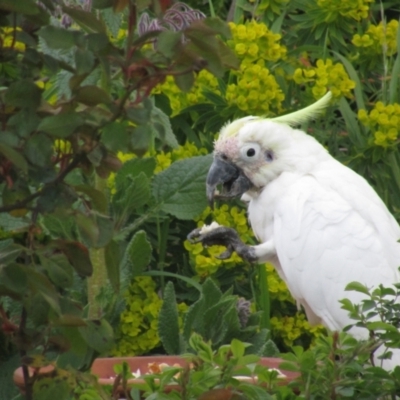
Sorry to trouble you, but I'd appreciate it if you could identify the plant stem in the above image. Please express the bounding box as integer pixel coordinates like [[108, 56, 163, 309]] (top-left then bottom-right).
[[87, 175, 109, 319]]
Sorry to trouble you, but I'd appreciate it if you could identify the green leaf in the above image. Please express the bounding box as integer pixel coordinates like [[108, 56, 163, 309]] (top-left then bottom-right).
[[38, 112, 84, 138], [74, 85, 111, 106], [101, 122, 130, 153], [62, 6, 106, 33], [114, 172, 150, 215], [128, 230, 152, 275], [57, 240, 93, 277], [41, 213, 76, 240], [153, 155, 212, 219], [0, 0, 40, 14], [74, 184, 108, 213], [7, 108, 40, 138], [126, 99, 153, 124], [0, 240, 23, 264], [74, 48, 95, 75], [115, 157, 155, 188], [78, 319, 114, 353], [33, 378, 71, 400], [76, 212, 113, 248], [38, 25, 82, 49], [158, 281, 181, 354], [105, 240, 120, 292], [202, 17, 232, 39], [25, 266, 61, 313], [150, 107, 178, 148], [0, 263, 27, 298], [339, 97, 365, 147], [366, 321, 399, 333], [142, 271, 202, 292], [24, 133, 53, 167], [157, 31, 182, 58], [40, 254, 73, 289], [345, 281, 370, 295], [173, 72, 195, 92], [0, 143, 28, 173], [5, 79, 42, 109]]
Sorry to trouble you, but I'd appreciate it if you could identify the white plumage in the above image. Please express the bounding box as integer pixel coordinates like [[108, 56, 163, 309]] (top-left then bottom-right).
[[207, 94, 400, 368]]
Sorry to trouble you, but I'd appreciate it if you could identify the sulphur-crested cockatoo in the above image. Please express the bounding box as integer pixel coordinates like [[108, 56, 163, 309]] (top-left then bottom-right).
[[188, 92, 400, 368]]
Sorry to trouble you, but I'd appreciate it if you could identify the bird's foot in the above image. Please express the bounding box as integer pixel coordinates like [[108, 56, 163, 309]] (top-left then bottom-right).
[[187, 226, 257, 263]]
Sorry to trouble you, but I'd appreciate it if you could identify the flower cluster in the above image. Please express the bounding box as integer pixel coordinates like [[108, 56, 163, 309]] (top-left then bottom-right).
[[184, 204, 253, 276], [113, 276, 188, 356], [293, 58, 355, 99], [352, 20, 399, 57], [316, 0, 372, 21], [265, 263, 293, 303], [155, 21, 286, 116], [225, 21, 286, 115], [271, 313, 326, 347], [358, 102, 400, 147], [227, 21, 287, 65], [0, 27, 25, 52], [226, 60, 285, 115], [113, 277, 162, 356]]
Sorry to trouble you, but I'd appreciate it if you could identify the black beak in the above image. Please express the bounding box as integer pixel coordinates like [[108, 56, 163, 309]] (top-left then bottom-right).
[[206, 156, 253, 209]]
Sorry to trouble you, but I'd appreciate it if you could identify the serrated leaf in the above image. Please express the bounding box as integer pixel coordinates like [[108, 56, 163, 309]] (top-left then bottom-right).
[[105, 240, 120, 292], [114, 172, 150, 215], [158, 281, 180, 354], [115, 157, 155, 188], [150, 107, 178, 148], [128, 230, 152, 275], [153, 155, 212, 219], [38, 112, 84, 138]]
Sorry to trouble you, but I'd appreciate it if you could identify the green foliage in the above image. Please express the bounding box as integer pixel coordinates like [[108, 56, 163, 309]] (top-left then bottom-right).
[[130, 333, 285, 400], [158, 279, 278, 357], [0, 0, 236, 397], [278, 282, 400, 399]]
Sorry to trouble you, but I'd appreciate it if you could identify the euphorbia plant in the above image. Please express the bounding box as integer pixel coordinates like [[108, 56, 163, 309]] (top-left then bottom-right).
[[0, 0, 237, 397]]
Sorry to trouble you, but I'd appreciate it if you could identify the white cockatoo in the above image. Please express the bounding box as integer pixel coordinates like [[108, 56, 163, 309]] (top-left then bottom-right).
[[188, 92, 400, 368]]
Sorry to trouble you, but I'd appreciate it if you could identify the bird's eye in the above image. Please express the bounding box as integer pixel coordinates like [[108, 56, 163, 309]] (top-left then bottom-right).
[[265, 149, 274, 163], [240, 143, 260, 161]]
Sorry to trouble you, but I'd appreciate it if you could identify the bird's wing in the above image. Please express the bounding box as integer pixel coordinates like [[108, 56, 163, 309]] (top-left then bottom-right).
[[272, 170, 400, 333]]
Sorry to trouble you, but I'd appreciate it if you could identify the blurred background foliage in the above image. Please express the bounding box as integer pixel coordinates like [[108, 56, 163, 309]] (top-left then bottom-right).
[[0, 0, 400, 397]]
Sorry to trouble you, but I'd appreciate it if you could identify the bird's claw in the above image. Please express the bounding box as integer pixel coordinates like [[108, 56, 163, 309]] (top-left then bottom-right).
[[187, 226, 257, 263]]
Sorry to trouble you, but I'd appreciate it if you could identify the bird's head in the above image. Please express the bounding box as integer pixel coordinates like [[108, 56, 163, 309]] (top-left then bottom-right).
[[206, 92, 333, 207]]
